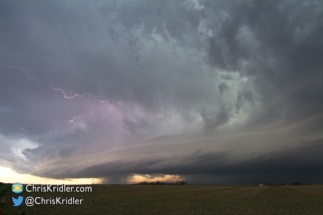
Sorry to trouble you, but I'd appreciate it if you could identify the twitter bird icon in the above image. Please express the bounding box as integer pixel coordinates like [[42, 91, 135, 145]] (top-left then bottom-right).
[[12, 196, 24, 207]]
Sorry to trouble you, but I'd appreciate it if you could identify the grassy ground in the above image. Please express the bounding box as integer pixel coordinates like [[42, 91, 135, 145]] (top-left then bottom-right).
[[0, 184, 11, 213], [0, 184, 10, 196], [1, 185, 323, 215]]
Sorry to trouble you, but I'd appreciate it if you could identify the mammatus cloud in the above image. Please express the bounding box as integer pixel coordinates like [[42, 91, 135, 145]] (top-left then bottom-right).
[[0, 0, 322, 184]]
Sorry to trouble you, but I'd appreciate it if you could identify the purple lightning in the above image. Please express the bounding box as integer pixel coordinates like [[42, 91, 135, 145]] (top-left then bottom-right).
[[61, 111, 93, 124], [0, 63, 40, 83], [48, 85, 92, 99], [62, 116, 84, 124], [94, 96, 109, 103], [1, 62, 110, 126], [0, 62, 108, 102]]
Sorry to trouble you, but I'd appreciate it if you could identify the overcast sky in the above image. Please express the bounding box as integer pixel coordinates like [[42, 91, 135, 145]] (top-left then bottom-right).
[[1, 0, 323, 184]]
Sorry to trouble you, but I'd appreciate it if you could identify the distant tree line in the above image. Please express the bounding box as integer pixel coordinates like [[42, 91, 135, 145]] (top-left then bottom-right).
[[289, 182, 304, 186], [263, 182, 308, 186], [0, 182, 3, 185], [135, 181, 188, 185], [263, 183, 287, 186]]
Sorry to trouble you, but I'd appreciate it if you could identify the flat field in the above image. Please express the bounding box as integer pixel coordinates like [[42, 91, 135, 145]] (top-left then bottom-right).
[[0, 184, 10, 196], [1, 185, 323, 215]]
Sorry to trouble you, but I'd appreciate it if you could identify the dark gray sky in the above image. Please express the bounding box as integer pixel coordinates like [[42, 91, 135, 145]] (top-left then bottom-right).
[[1, 0, 323, 184]]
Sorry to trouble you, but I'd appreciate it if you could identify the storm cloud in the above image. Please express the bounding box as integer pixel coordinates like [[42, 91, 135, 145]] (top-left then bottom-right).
[[1, 0, 322, 184]]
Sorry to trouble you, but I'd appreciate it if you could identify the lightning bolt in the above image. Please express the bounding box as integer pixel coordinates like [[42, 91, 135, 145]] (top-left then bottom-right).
[[62, 105, 109, 125], [48, 85, 92, 99], [62, 115, 84, 124], [0, 62, 108, 102], [61, 110, 97, 125], [1, 62, 109, 125], [94, 96, 109, 103]]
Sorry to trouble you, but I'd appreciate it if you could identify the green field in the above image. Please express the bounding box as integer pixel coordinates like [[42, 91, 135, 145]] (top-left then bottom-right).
[[1, 185, 323, 215]]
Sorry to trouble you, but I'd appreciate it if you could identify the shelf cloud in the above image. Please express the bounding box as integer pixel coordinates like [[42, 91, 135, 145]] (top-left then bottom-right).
[[1, 0, 322, 184]]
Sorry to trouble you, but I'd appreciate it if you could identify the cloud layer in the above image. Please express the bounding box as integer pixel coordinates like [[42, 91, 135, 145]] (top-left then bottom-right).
[[1, 0, 322, 184]]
